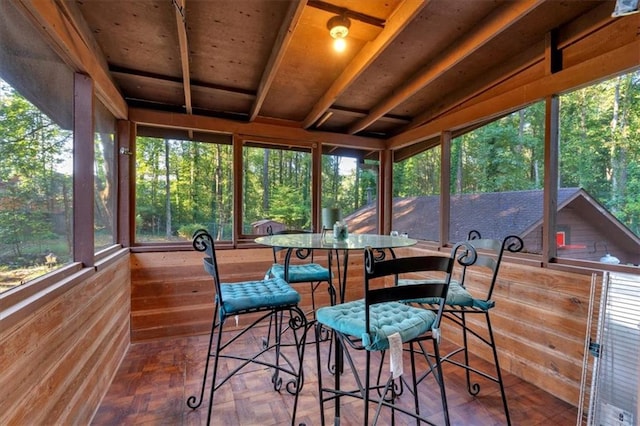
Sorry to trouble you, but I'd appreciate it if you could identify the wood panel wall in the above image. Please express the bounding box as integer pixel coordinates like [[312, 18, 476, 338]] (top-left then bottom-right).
[[0, 254, 131, 425], [130, 246, 405, 340], [131, 245, 596, 407]]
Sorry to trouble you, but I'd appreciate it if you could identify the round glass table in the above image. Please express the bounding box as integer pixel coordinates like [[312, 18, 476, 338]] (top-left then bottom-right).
[[255, 233, 417, 302]]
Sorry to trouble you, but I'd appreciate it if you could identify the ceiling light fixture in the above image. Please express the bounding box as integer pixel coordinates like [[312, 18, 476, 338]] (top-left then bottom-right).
[[327, 15, 351, 52]]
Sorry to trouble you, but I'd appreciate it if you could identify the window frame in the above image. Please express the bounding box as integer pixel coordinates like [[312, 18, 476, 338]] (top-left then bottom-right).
[[234, 135, 318, 242]]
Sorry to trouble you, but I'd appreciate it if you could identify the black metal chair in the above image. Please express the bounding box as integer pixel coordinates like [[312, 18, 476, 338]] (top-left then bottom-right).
[[399, 230, 523, 425], [187, 229, 308, 426], [265, 227, 336, 314], [314, 243, 476, 425]]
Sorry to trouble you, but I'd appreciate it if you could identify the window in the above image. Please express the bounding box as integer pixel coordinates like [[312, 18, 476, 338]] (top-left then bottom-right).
[[0, 1, 74, 292], [392, 146, 440, 241], [135, 132, 233, 243], [322, 153, 379, 234], [558, 70, 640, 266], [94, 98, 116, 251], [243, 143, 312, 235], [449, 102, 545, 251]]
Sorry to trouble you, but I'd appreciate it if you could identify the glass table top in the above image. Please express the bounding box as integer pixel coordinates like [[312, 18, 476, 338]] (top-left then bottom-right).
[[255, 233, 417, 250]]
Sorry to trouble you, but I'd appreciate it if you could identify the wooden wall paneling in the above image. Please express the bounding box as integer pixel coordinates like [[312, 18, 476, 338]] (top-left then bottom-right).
[[131, 248, 280, 341], [17, 259, 128, 424], [48, 293, 130, 422], [2, 262, 125, 419], [0, 256, 130, 425]]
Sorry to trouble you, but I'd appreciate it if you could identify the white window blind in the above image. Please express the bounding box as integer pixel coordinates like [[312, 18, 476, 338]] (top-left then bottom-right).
[[588, 272, 640, 426]]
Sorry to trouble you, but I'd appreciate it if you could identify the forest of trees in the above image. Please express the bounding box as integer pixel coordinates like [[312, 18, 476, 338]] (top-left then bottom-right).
[[1, 70, 638, 290], [134, 141, 379, 240]]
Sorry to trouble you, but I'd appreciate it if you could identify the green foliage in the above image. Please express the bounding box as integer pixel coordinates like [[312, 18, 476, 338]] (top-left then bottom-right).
[[268, 185, 310, 228], [451, 102, 545, 194], [559, 72, 640, 234], [394, 147, 441, 197], [177, 223, 209, 240], [0, 81, 72, 261], [135, 136, 233, 240]]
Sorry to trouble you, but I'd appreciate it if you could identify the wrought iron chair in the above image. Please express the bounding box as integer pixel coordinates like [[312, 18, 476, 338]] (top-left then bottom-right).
[[398, 230, 523, 425], [314, 243, 476, 425], [265, 227, 335, 313], [187, 230, 308, 426]]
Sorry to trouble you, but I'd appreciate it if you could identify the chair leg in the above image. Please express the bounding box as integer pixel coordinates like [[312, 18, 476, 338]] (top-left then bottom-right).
[[364, 350, 370, 425], [289, 306, 309, 426], [459, 310, 511, 425], [187, 302, 220, 410], [409, 342, 420, 426], [459, 310, 478, 396], [433, 340, 450, 426], [485, 312, 511, 426], [315, 322, 326, 426], [271, 310, 285, 390], [203, 314, 227, 426]]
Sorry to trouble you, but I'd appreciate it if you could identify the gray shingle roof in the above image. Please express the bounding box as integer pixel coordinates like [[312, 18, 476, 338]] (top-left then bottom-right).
[[346, 188, 581, 241]]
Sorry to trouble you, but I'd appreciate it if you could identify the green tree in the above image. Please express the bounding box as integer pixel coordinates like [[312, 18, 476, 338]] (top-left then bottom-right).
[[0, 82, 72, 260]]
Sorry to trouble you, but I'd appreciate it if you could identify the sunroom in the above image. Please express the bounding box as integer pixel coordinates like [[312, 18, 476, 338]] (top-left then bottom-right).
[[1, 0, 639, 424]]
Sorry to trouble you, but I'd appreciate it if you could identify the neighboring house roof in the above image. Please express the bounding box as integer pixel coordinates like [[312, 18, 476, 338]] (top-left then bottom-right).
[[252, 219, 280, 226], [346, 188, 640, 247]]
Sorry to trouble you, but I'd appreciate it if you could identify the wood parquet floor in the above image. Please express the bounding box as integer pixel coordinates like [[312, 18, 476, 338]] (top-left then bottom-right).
[[92, 326, 578, 426]]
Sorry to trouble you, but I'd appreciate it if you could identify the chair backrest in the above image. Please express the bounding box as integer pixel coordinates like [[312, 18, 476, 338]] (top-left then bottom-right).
[[364, 242, 477, 331], [192, 229, 223, 300], [459, 230, 524, 300]]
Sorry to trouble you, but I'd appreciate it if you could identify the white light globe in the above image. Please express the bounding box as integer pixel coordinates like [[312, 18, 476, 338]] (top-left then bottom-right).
[[333, 37, 346, 52]]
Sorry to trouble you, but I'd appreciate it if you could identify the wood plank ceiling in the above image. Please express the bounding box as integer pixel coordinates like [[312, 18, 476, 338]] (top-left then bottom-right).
[[69, 0, 614, 141]]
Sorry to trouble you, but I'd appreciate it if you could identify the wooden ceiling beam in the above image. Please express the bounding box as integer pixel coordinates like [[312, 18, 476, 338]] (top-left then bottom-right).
[[327, 106, 410, 124], [173, 0, 192, 115], [110, 68, 256, 100], [248, 0, 306, 121], [130, 107, 385, 151], [17, 0, 127, 119], [347, 0, 544, 135], [405, 41, 545, 132], [306, 0, 386, 28], [302, 0, 426, 129]]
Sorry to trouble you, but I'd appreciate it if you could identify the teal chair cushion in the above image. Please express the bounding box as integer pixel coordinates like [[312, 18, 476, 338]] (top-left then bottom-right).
[[218, 277, 300, 315], [316, 299, 437, 351], [269, 263, 331, 283], [397, 279, 494, 310]]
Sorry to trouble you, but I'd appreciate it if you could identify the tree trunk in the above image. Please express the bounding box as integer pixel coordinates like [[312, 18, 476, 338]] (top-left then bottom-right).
[[165, 139, 172, 238]]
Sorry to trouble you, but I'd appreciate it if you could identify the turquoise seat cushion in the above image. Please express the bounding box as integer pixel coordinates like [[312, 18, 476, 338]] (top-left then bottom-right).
[[397, 279, 479, 307], [397, 279, 496, 310], [269, 263, 331, 283], [316, 299, 437, 351], [218, 277, 300, 316]]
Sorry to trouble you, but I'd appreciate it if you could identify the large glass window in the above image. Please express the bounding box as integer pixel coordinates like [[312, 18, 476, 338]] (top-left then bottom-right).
[[94, 98, 116, 251], [450, 102, 545, 251], [392, 146, 440, 241], [322, 153, 379, 234], [558, 70, 640, 266], [0, 80, 74, 292], [0, 0, 74, 293], [243, 144, 312, 235], [135, 134, 233, 242]]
